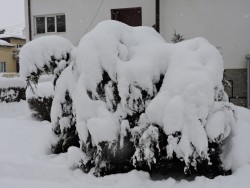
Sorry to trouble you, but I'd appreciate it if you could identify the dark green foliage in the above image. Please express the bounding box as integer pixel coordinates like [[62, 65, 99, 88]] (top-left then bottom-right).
[[27, 96, 53, 121], [52, 124, 80, 154], [51, 91, 80, 154], [0, 87, 26, 103], [26, 53, 71, 90], [171, 29, 185, 43]]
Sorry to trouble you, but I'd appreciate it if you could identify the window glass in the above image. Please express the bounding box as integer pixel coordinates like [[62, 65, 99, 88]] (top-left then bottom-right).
[[47, 17, 55, 32], [36, 17, 45, 34], [0, 62, 6, 72], [56, 15, 66, 32]]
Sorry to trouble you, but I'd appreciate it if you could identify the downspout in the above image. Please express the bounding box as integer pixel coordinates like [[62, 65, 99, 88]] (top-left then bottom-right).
[[28, 0, 32, 41], [155, 0, 160, 33]]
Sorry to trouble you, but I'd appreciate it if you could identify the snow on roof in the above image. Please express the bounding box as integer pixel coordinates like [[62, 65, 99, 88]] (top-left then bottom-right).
[[0, 39, 14, 47], [0, 33, 26, 40]]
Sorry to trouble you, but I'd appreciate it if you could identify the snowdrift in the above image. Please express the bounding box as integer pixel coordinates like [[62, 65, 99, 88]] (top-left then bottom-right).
[[20, 20, 237, 178]]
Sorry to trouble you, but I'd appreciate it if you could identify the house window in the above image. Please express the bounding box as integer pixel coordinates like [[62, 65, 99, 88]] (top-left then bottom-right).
[[0, 62, 6, 72], [16, 44, 23, 49], [56, 15, 66, 32], [35, 14, 66, 34], [36, 17, 45, 34], [47, 16, 55, 32]]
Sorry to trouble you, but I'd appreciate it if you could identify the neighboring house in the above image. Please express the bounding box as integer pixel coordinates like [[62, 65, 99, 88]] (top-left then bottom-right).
[[24, 0, 250, 107], [0, 35, 26, 77]]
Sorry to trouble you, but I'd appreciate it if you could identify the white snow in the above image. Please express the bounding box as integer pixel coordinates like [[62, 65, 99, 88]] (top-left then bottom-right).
[[87, 106, 120, 143], [26, 81, 54, 99], [0, 39, 14, 47], [19, 35, 74, 81], [0, 101, 250, 187], [67, 146, 89, 168], [222, 106, 250, 171], [0, 33, 26, 40], [0, 77, 26, 88]]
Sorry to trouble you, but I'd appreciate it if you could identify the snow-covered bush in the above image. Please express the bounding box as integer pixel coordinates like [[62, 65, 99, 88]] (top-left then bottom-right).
[[20, 21, 236, 178], [0, 77, 26, 103], [26, 81, 54, 121], [20, 35, 79, 154], [19, 35, 74, 87]]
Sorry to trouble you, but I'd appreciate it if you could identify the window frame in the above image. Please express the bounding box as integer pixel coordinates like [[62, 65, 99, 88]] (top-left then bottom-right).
[[34, 14, 66, 35], [0, 62, 6, 73]]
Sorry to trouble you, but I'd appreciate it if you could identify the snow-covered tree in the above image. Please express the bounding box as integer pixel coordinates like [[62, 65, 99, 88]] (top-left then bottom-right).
[[20, 20, 236, 178]]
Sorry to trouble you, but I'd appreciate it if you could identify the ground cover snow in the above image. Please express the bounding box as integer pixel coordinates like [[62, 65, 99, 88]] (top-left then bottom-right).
[[0, 101, 250, 188]]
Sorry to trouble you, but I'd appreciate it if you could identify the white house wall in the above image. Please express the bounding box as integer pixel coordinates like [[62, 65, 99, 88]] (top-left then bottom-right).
[[25, 0, 155, 45], [160, 0, 250, 69]]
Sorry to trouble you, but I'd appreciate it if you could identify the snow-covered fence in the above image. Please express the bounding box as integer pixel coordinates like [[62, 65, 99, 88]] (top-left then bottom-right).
[[0, 77, 26, 103], [20, 20, 236, 178]]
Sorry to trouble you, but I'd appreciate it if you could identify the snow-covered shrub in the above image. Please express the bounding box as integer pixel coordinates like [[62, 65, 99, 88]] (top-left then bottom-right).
[[20, 35, 79, 154], [20, 21, 236, 178], [19, 35, 74, 87], [26, 81, 54, 121], [0, 77, 26, 103]]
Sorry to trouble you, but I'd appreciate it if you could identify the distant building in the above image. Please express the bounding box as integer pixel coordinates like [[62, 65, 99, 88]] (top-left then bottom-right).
[[0, 34, 26, 77]]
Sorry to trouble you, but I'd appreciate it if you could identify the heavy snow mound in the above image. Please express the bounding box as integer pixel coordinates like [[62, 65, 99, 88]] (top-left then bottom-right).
[[75, 20, 232, 156], [20, 20, 236, 177], [19, 35, 74, 86]]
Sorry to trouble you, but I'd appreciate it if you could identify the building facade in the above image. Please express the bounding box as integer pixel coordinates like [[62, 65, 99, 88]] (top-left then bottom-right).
[[0, 36, 26, 76], [160, 0, 250, 107], [24, 0, 250, 107], [25, 0, 156, 45]]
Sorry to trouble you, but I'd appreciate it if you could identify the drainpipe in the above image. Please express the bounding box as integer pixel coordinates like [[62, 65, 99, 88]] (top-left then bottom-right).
[[28, 0, 32, 41], [155, 0, 160, 33], [246, 54, 250, 108]]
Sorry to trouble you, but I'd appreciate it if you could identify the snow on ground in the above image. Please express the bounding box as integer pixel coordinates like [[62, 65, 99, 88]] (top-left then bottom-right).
[[0, 101, 250, 187], [0, 77, 26, 89]]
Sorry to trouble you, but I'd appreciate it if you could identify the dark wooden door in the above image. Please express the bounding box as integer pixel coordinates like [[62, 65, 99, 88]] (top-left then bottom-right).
[[111, 7, 142, 26]]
